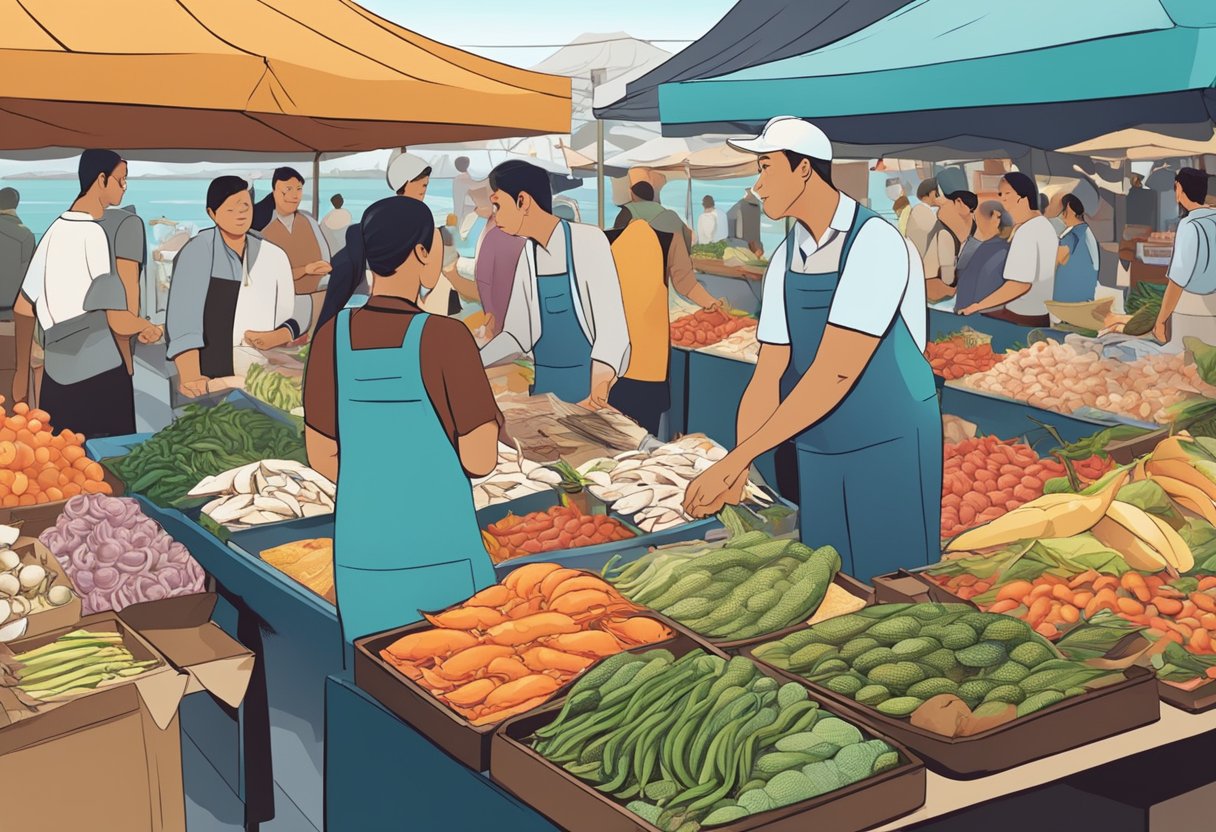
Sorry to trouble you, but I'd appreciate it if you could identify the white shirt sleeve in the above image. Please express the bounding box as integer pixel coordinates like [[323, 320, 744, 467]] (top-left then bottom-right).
[[756, 239, 790, 345], [480, 247, 532, 366], [1004, 226, 1037, 285], [573, 225, 630, 375], [20, 236, 47, 304], [828, 218, 909, 337], [1168, 219, 1199, 288], [1083, 226, 1099, 270], [85, 224, 111, 279]]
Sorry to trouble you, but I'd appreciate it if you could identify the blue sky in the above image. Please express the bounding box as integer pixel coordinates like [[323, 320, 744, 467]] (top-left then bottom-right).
[[360, 0, 737, 65]]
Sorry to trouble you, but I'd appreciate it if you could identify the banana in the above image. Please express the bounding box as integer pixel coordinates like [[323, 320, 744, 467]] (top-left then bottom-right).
[[1150, 434, 1196, 465], [1146, 460, 1216, 502], [946, 471, 1127, 553], [1133, 457, 1148, 482], [1090, 517, 1170, 572], [1105, 500, 1173, 556], [1148, 475, 1216, 526], [1145, 513, 1194, 573], [945, 507, 1051, 552]]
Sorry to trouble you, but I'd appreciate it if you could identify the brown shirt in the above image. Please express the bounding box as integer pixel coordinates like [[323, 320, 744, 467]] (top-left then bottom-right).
[[304, 296, 503, 445], [262, 213, 325, 292]]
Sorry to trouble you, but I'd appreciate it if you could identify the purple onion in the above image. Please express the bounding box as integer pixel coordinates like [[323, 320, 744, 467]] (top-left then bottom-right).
[[39, 494, 206, 613]]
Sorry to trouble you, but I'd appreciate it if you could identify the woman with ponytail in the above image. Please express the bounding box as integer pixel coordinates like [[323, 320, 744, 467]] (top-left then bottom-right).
[[303, 197, 500, 650]]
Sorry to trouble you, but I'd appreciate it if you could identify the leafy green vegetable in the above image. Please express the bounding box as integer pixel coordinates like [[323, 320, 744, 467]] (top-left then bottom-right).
[[1117, 480, 1183, 524], [1052, 425, 1152, 461], [1126, 281, 1165, 315], [1181, 519, 1216, 575], [1185, 337, 1216, 386], [1152, 642, 1216, 683], [691, 240, 729, 259], [1054, 612, 1144, 661]]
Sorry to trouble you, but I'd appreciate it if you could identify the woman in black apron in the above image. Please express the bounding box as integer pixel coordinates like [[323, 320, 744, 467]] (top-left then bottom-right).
[[165, 177, 298, 398]]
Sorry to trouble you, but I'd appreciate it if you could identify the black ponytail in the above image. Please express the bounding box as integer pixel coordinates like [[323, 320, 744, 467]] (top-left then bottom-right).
[[1061, 193, 1086, 221], [252, 167, 305, 232], [316, 197, 436, 331]]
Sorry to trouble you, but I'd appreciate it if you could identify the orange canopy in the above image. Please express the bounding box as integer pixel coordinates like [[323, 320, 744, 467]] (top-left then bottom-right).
[[0, 0, 571, 153]]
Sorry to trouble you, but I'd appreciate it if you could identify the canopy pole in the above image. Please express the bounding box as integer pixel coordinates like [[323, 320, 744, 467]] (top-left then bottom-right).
[[312, 152, 321, 218], [596, 119, 605, 228], [685, 161, 693, 226]]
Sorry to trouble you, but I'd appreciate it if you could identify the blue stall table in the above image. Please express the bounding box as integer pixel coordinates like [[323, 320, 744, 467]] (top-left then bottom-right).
[[325, 676, 559, 831], [667, 346, 690, 440], [941, 383, 1158, 452], [929, 302, 1069, 352], [685, 348, 779, 489]]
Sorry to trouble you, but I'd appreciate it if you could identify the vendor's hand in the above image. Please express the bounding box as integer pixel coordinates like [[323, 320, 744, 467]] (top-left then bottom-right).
[[1153, 319, 1169, 343], [707, 297, 730, 313], [958, 304, 980, 317], [138, 323, 163, 344], [304, 261, 332, 277], [244, 329, 290, 351], [683, 454, 750, 518], [178, 378, 210, 399]]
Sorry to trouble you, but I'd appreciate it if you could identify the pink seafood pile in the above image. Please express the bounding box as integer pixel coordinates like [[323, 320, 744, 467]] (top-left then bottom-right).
[[39, 495, 206, 614], [956, 339, 1214, 423]]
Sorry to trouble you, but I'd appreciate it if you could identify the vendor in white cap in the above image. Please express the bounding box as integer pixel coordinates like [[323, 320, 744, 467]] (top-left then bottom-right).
[[683, 117, 941, 580], [316, 152, 432, 331]]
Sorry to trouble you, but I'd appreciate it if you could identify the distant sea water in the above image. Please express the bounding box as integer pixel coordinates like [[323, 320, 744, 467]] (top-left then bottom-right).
[[0, 172, 897, 259]]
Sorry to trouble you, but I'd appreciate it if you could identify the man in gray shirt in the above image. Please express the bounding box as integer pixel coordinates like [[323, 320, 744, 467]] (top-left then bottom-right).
[[97, 204, 155, 372], [0, 188, 34, 313]]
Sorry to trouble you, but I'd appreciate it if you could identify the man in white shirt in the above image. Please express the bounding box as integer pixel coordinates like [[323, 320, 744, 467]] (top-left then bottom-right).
[[905, 178, 939, 259], [683, 116, 941, 580], [15, 150, 160, 437], [1154, 168, 1216, 348], [959, 172, 1057, 327], [320, 193, 352, 255], [479, 160, 629, 409], [695, 195, 729, 246], [696, 196, 718, 245]]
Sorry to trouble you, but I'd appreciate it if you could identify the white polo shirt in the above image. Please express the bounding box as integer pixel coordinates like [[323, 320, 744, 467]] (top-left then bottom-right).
[[20, 211, 112, 330], [757, 194, 926, 351], [1003, 215, 1058, 317]]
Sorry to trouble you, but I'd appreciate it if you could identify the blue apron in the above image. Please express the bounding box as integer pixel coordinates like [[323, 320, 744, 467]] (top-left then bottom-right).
[[779, 205, 942, 580], [332, 309, 495, 654], [1053, 224, 1098, 303], [530, 221, 593, 402]]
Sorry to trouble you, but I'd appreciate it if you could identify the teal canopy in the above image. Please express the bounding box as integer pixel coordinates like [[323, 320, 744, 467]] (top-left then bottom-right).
[[657, 0, 1216, 152]]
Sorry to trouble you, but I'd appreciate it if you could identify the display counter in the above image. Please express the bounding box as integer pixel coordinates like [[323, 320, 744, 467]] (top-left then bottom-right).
[[929, 302, 1069, 352]]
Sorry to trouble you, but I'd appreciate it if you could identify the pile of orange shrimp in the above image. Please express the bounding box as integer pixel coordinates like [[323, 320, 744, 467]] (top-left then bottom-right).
[[379, 563, 674, 726]]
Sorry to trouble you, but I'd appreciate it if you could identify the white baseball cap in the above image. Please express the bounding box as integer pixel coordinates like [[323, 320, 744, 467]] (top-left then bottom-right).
[[386, 151, 430, 193], [728, 116, 833, 162]]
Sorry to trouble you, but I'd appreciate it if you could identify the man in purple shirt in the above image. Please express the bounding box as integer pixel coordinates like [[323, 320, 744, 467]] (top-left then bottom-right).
[[474, 214, 526, 336]]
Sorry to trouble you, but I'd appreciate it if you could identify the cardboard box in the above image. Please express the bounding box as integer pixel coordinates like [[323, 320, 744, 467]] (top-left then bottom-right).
[[0, 595, 252, 831], [0, 536, 83, 642]]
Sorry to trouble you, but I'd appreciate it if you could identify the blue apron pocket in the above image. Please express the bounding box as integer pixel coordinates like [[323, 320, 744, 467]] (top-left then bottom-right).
[[400, 559, 478, 614], [544, 296, 571, 314]]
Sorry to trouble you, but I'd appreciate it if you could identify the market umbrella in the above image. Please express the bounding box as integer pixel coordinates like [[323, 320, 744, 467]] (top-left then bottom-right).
[[655, 0, 1216, 154], [594, 0, 913, 122], [1058, 128, 1216, 160], [0, 0, 570, 156]]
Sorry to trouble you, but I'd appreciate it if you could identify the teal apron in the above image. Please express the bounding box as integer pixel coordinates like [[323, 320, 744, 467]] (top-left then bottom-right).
[[779, 205, 942, 580], [332, 309, 495, 653], [1053, 223, 1098, 303], [530, 221, 593, 402]]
